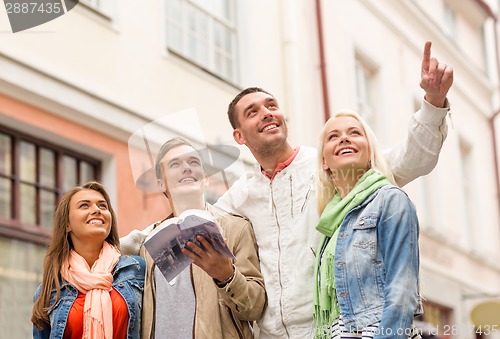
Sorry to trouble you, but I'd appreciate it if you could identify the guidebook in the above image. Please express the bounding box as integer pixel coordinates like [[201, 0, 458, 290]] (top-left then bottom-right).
[[143, 209, 235, 283]]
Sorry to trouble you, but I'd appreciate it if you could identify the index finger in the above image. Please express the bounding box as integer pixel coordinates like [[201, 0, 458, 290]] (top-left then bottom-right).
[[422, 41, 432, 71]]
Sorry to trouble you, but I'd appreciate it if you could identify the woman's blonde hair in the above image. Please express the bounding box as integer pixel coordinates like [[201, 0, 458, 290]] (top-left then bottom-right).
[[31, 181, 119, 329], [317, 111, 395, 213]]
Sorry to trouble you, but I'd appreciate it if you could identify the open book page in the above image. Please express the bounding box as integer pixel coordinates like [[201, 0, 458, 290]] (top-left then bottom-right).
[[143, 209, 235, 282]]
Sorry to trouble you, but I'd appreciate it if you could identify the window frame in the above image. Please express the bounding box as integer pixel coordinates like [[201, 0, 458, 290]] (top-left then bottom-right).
[[164, 0, 239, 85], [0, 125, 101, 244], [354, 56, 379, 128], [443, 3, 457, 38]]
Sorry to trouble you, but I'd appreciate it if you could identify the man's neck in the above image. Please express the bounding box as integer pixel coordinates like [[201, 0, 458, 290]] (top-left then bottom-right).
[[255, 142, 295, 175], [170, 193, 206, 217]]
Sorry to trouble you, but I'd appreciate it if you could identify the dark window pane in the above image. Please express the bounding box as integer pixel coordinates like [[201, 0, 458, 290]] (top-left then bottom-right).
[[40, 190, 56, 229], [19, 183, 35, 225], [39, 148, 55, 187], [0, 178, 11, 219], [63, 156, 77, 192], [19, 141, 35, 182], [80, 161, 96, 184], [0, 134, 11, 176]]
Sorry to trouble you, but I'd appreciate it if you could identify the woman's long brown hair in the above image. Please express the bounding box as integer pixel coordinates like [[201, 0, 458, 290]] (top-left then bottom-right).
[[31, 181, 120, 329]]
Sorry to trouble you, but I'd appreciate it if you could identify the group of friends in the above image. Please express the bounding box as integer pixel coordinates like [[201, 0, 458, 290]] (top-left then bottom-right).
[[31, 41, 453, 338]]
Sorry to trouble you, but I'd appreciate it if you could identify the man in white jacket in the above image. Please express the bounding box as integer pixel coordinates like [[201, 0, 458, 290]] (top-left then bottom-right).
[[215, 41, 453, 338]]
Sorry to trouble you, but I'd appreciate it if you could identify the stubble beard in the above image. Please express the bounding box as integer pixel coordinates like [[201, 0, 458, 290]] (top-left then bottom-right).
[[257, 133, 289, 159]]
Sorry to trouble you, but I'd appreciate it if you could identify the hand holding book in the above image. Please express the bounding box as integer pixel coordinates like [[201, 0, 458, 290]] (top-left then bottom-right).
[[143, 209, 236, 283], [182, 235, 235, 283]]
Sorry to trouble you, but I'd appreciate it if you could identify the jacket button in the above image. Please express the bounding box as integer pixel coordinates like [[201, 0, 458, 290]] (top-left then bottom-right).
[[231, 293, 234, 297], [118, 283, 124, 287], [359, 220, 365, 225]]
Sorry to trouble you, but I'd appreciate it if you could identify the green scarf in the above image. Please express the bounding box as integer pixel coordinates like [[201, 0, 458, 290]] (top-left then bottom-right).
[[313, 169, 391, 337]]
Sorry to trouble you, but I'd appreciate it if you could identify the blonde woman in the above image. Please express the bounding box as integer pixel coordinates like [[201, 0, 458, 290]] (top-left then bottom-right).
[[314, 112, 422, 338]]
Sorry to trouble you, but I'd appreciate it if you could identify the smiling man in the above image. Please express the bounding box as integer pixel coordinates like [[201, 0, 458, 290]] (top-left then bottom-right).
[[216, 41, 453, 338], [230, 91, 292, 176], [121, 137, 266, 339]]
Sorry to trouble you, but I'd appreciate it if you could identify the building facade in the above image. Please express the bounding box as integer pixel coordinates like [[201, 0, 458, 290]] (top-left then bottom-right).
[[0, 0, 499, 338]]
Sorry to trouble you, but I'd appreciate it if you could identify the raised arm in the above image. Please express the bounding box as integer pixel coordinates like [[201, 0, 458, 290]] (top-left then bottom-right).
[[384, 41, 454, 187]]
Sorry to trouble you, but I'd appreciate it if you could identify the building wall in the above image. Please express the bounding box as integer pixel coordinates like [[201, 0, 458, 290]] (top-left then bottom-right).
[[0, 0, 499, 338]]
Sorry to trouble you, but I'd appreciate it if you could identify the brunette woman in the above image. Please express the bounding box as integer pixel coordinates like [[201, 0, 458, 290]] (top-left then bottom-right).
[[32, 181, 145, 339]]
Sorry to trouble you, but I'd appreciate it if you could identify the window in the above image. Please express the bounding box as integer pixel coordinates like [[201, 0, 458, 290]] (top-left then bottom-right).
[[459, 138, 474, 248], [0, 127, 100, 241], [80, 0, 101, 7], [415, 300, 453, 338], [0, 236, 45, 338], [165, 0, 238, 83], [482, 24, 492, 78], [355, 58, 377, 126], [443, 3, 456, 38]]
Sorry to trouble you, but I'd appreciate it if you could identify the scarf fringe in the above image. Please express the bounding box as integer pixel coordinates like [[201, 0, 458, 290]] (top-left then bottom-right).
[[314, 305, 339, 339]]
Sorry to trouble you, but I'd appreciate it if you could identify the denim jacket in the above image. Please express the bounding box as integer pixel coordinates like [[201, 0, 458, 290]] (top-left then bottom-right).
[[333, 185, 421, 338], [33, 255, 145, 339]]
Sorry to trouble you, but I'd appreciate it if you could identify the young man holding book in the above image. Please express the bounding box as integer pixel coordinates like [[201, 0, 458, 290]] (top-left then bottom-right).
[[121, 137, 265, 339]]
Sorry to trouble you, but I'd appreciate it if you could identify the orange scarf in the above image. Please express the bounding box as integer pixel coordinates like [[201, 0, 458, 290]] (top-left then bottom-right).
[[61, 242, 121, 339]]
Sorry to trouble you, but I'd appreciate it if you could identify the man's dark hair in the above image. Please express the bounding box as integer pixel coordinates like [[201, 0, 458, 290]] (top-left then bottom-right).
[[227, 87, 274, 129]]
